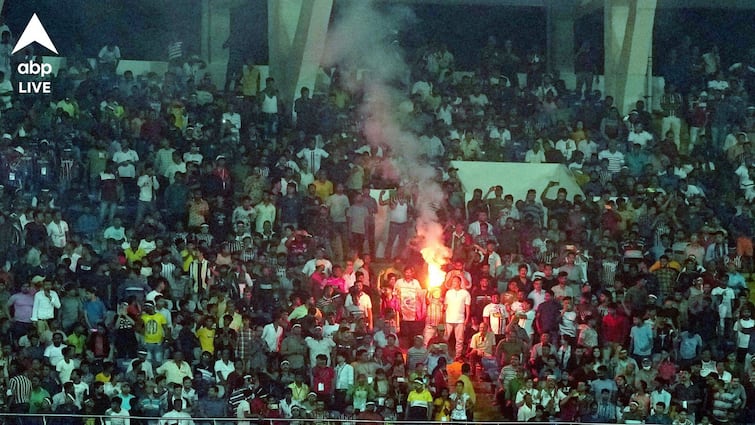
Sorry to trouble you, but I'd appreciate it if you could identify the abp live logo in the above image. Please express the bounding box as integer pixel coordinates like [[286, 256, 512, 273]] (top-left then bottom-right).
[[13, 13, 58, 94]]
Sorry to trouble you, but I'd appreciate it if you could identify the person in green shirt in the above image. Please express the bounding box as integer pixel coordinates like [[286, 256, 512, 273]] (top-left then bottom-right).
[[29, 375, 51, 413], [67, 323, 88, 355]]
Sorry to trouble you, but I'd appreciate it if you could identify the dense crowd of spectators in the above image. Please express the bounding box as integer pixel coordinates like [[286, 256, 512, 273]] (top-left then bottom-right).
[[0, 14, 754, 425]]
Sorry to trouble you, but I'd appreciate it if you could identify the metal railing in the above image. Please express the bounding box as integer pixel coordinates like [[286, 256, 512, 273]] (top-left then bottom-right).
[[0, 413, 621, 425]]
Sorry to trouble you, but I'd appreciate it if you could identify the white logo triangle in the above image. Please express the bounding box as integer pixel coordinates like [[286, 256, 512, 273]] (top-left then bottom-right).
[[12, 13, 58, 55]]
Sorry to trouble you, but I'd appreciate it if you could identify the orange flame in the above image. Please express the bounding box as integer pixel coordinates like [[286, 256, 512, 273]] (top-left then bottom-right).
[[421, 244, 450, 288]]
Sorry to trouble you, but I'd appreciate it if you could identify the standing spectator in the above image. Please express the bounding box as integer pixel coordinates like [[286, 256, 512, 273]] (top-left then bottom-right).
[[98, 43, 121, 75], [379, 188, 412, 260], [575, 42, 597, 99], [112, 141, 139, 199], [444, 275, 471, 361], [30, 278, 60, 334], [135, 164, 159, 227], [141, 301, 168, 365], [326, 183, 350, 262], [660, 83, 684, 150], [46, 210, 70, 254]]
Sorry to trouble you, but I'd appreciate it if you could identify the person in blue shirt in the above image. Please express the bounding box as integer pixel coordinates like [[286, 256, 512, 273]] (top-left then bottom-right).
[[83, 287, 107, 329]]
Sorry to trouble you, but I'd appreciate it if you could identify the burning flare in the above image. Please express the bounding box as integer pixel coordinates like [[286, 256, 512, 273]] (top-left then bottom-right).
[[421, 244, 450, 288]]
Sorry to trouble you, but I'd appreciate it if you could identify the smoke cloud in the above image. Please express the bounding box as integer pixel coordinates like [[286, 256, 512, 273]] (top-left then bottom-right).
[[324, 1, 450, 269]]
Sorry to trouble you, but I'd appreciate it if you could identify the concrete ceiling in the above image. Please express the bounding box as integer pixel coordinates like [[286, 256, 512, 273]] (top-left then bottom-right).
[[373, 0, 755, 12]]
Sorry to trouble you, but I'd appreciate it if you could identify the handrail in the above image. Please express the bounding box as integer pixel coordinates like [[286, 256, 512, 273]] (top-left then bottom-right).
[[0, 413, 619, 425]]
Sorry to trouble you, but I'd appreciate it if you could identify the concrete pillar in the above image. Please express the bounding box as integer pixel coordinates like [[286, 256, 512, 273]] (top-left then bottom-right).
[[268, 0, 332, 108], [549, 4, 576, 85], [200, 0, 235, 87], [603, 0, 657, 115]]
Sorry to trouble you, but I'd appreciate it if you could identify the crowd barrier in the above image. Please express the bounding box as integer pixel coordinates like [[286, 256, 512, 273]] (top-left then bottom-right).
[[0, 413, 620, 425]]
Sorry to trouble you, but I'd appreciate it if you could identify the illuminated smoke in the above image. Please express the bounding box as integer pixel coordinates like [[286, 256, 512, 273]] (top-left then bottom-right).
[[324, 0, 450, 284]]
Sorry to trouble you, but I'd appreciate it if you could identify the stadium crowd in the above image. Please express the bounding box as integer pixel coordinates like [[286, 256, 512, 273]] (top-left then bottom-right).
[[0, 15, 753, 425]]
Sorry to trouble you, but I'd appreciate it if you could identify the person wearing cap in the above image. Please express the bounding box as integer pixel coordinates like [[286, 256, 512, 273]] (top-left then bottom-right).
[[211, 154, 232, 197], [356, 399, 383, 424], [280, 323, 307, 372], [405, 377, 433, 420], [627, 121, 653, 149], [127, 349, 154, 380], [623, 399, 645, 423], [305, 325, 336, 367]]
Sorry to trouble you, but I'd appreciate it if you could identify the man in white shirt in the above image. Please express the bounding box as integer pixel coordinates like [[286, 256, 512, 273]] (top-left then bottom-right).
[[577, 138, 599, 159], [261, 314, 286, 354], [482, 293, 508, 340], [333, 352, 354, 408], [112, 142, 139, 198], [164, 152, 187, 184], [222, 104, 242, 133], [31, 278, 61, 333], [305, 326, 336, 366], [112, 142, 139, 178], [296, 139, 329, 175], [136, 165, 159, 226], [160, 398, 195, 425], [649, 379, 672, 414], [525, 142, 546, 163], [236, 393, 253, 425], [103, 217, 127, 244], [554, 131, 577, 161], [105, 396, 131, 425], [394, 267, 423, 337], [489, 121, 512, 148], [444, 275, 471, 361], [597, 141, 625, 174], [253, 192, 276, 234], [627, 123, 654, 148], [467, 212, 494, 245], [301, 248, 333, 276], [46, 210, 70, 250]]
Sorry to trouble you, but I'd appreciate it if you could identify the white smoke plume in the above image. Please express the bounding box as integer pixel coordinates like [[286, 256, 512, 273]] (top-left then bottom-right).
[[324, 1, 450, 269]]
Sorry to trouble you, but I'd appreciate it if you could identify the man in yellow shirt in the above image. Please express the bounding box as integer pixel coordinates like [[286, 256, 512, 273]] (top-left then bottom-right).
[[406, 379, 433, 420], [313, 171, 334, 203], [124, 239, 147, 266], [195, 316, 216, 355], [141, 301, 168, 364]]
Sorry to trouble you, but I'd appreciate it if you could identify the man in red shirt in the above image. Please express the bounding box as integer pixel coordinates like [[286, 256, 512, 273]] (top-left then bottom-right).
[[601, 302, 630, 353], [310, 354, 335, 402]]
